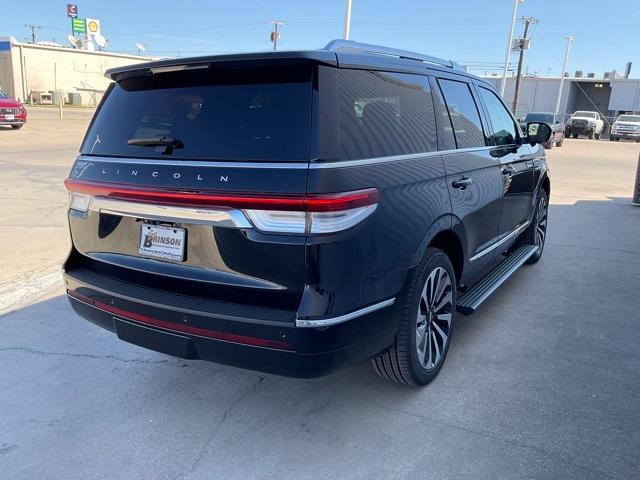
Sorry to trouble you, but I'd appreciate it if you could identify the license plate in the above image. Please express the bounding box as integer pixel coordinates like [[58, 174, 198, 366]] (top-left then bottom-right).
[[4, 114, 14, 120], [139, 224, 185, 261]]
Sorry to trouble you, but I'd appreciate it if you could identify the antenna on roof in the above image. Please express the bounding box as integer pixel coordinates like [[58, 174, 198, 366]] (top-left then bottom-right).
[[135, 43, 146, 56]]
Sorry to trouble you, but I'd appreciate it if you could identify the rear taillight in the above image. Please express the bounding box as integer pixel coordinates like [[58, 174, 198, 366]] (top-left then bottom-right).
[[64, 179, 378, 235], [244, 189, 379, 234]]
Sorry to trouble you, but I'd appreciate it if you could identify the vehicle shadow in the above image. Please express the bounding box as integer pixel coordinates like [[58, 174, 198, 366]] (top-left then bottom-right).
[[1, 196, 639, 478]]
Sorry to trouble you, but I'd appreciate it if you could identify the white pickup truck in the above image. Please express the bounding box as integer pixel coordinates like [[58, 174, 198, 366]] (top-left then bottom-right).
[[565, 111, 604, 139], [609, 114, 640, 142]]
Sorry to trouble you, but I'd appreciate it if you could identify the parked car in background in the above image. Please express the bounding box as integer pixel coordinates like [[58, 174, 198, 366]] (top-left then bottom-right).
[[0, 90, 27, 129], [519, 112, 564, 149], [609, 114, 640, 142], [565, 110, 604, 139], [62, 40, 552, 386]]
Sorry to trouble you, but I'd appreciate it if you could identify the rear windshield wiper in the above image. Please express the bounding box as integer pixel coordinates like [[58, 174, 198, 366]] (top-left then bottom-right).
[[127, 135, 183, 154]]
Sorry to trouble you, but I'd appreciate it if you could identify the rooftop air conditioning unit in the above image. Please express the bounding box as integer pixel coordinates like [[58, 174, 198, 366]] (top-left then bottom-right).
[[575, 70, 583, 78], [587, 73, 595, 78]]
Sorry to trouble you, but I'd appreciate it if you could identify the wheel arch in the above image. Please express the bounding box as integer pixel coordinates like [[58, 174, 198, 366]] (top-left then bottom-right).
[[410, 214, 466, 286], [540, 173, 551, 198]]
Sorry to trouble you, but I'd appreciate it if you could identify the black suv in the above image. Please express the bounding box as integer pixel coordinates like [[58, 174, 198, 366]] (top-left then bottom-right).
[[63, 40, 551, 385]]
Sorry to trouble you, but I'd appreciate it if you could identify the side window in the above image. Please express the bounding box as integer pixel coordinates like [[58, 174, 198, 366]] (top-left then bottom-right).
[[437, 79, 486, 149], [429, 77, 457, 151], [338, 69, 437, 159], [478, 86, 518, 146]]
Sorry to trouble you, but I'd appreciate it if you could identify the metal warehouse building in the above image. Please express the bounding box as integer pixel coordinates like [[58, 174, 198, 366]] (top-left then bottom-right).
[[0, 36, 154, 105], [485, 75, 640, 121]]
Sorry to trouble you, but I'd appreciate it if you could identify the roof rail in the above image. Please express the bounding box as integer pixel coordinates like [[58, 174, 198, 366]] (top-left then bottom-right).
[[324, 39, 462, 70]]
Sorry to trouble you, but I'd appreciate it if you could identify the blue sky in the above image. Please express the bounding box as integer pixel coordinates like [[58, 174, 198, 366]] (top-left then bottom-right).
[[2, 0, 639, 78]]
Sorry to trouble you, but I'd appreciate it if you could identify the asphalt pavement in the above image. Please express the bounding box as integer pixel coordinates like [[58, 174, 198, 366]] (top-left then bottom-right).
[[1, 113, 639, 479]]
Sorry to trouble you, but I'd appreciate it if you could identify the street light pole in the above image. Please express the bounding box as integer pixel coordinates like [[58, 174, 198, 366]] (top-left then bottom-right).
[[554, 36, 573, 118], [343, 0, 353, 40], [500, 0, 522, 97]]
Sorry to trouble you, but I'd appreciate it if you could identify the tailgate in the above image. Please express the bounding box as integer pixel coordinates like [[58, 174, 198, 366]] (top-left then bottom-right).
[[65, 61, 315, 316]]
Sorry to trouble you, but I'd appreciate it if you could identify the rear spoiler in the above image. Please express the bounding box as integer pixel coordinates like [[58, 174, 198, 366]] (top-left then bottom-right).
[[104, 50, 338, 82]]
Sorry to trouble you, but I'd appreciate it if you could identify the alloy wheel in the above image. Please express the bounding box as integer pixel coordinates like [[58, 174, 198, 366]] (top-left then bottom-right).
[[535, 195, 548, 251], [415, 266, 453, 370]]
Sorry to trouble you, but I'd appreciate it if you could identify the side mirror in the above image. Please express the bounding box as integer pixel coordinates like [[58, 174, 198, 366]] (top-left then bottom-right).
[[527, 122, 552, 145]]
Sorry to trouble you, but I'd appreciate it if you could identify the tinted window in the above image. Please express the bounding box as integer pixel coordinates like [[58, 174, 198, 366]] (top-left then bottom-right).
[[0, 90, 9, 99], [478, 87, 518, 146], [430, 78, 457, 151], [438, 79, 485, 148], [338, 70, 437, 159], [81, 66, 312, 161]]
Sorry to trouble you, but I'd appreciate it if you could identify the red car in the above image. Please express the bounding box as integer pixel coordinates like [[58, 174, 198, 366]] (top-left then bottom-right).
[[0, 90, 27, 129]]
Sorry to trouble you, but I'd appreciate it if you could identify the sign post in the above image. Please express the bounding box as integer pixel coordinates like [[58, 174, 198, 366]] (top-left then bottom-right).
[[71, 18, 86, 35]]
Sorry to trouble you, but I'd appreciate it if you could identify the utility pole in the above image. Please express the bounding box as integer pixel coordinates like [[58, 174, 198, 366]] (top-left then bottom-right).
[[269, 20, 284, 51], [554, 36, 573, 118], [500, 0, 523, 97], [343, 0, 353, 40], [24, 24, 42, 43], [512, 16, 538, 114]]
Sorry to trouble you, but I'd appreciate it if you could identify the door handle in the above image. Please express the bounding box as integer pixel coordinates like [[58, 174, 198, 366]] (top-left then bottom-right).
[[452, 177, 473, 190], [501, 166, 516, 176]]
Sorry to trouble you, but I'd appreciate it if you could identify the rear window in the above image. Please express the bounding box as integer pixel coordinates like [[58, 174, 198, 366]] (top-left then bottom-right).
[[81, 65, 312, 161], [338, 69, 437, 160], [524, 113, 554, 123]]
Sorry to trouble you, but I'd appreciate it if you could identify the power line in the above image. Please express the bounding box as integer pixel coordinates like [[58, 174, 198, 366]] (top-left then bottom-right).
[[24, 24, 42, 43]]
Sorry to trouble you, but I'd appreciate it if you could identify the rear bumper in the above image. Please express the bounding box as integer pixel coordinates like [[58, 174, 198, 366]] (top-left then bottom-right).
[[64, 269, 397, 378]]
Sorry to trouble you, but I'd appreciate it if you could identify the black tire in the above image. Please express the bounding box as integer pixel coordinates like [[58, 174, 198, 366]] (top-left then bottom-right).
[[572, 133, 579, 138], [609, 136, 615, 141], [11, 124, 23, 130], [588, 131, 594, 139], [518, 189, 548, 264], [594, 132, 600, 140], [555, 138, 563, 147], [543, 140, 553, 150], [372, 248, 456, 386]]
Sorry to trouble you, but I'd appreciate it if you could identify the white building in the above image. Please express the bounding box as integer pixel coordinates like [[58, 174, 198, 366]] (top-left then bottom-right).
[[485, 75, 640, 121], [0, 36, 155, 105]]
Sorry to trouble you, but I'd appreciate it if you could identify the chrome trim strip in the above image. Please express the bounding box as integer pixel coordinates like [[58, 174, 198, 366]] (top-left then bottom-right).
[[78, 147, 495, 171], [295, 298, 396, 328], [88, 197, 253, 228], [469, 221, 530, 262], [309, 147, 494, 169], [76, 155, 309, 169]]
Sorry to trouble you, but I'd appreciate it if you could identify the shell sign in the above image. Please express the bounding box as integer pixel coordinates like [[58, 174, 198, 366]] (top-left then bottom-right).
[[86, 18, 101, 35]]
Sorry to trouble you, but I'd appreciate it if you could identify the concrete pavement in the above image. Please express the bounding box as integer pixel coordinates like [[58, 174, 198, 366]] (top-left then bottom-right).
[[1, 128, 639, 479]]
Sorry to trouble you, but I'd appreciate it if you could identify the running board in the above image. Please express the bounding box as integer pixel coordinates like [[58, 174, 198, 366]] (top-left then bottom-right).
[[456, 245, 538, 315]]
